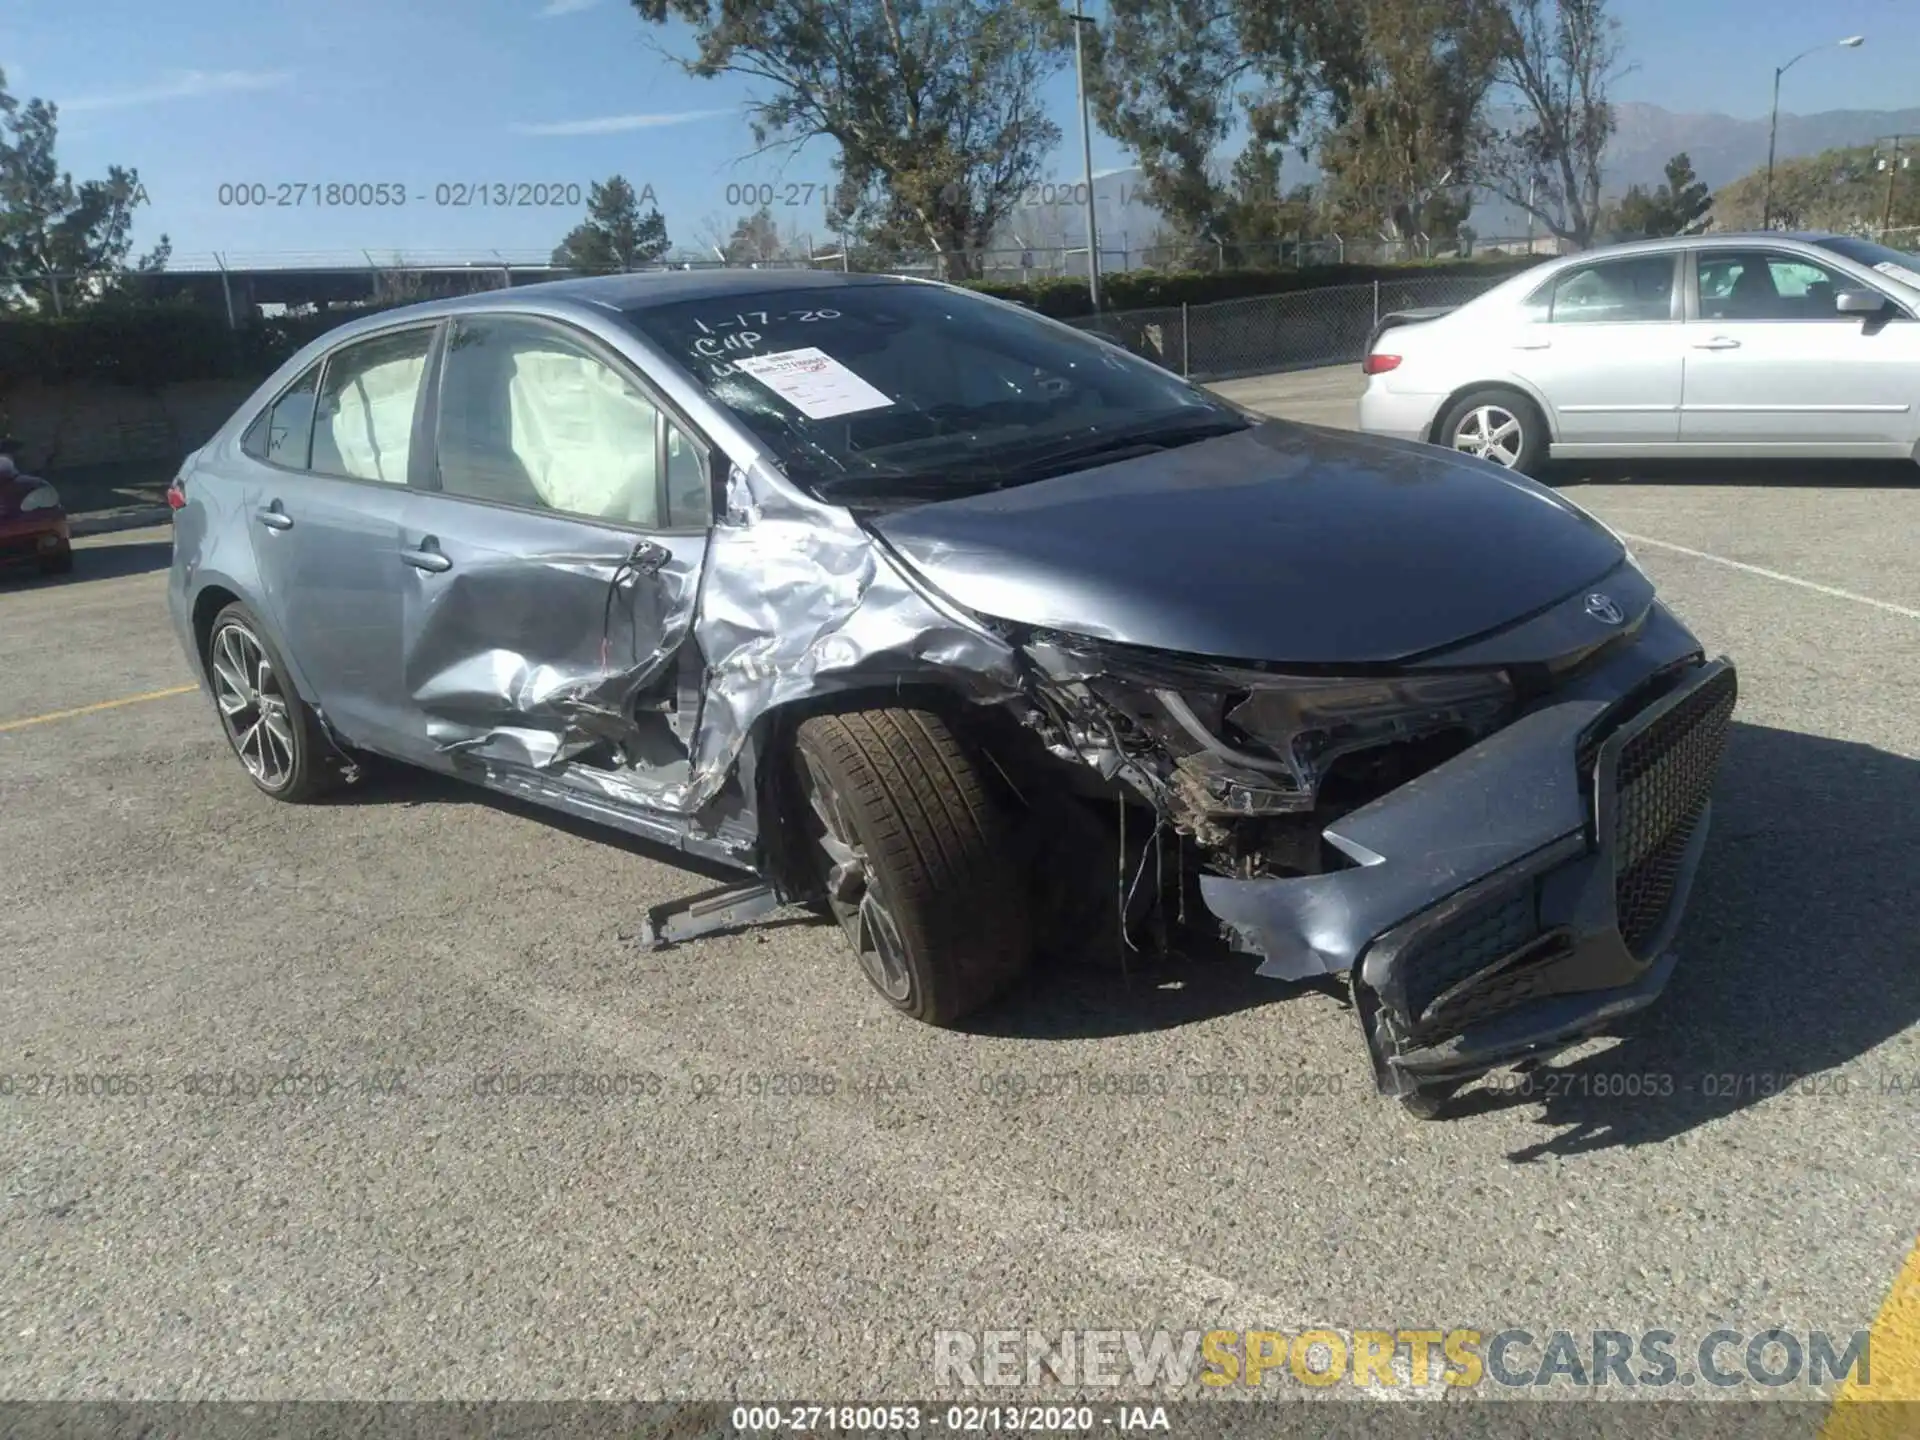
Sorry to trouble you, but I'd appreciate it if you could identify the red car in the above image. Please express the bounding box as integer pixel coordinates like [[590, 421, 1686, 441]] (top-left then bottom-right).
[[0, 454, 71, 575]]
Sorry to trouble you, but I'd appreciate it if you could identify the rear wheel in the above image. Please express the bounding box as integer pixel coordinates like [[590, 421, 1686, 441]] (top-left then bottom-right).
[[1438, 389, 1548, 474], [38, 546, 72, 575], [792, 708, 1031, 1025], [205, 602, 338, 802]]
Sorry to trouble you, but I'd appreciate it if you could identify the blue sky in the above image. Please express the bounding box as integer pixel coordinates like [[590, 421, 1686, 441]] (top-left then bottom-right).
[[0, 0, 1913, 265]]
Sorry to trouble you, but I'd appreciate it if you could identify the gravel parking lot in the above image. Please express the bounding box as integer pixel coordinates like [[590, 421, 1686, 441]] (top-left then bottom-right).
[[3, 369, 1916, 1416]]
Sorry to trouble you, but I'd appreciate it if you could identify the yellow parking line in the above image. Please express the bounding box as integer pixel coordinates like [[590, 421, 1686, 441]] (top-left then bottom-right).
[[1822, 1235, 1920, 1437], [0, 684, 198, 733]]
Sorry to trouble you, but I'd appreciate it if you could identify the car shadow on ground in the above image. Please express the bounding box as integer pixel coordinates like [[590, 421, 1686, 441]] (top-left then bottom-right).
[[1549, 457, 1917, 490], [1449, 720, 1920, 1157], [0, 539, 174, 587], [325, 759, 764, 888], [315, 718, 1920, 1132], [967, 947, 1322, 1039], [332, 760, 1310, 1032]]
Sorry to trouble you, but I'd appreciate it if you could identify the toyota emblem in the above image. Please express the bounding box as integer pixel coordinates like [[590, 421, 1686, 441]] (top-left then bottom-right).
[[1585, 592, 1625, 625]]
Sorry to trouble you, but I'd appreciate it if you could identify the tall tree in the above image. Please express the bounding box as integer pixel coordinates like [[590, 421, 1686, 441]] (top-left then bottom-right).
[[1080, 0, 1362, 244], [1606, 151, 1710, 238], [629, 0, 1067, 280], [723, 206, 788, 263], [551, 176, 671, 272], [1475, 0, 1623, 250], [0, 68, 169, 313], [1315, 0, 1504, 242]]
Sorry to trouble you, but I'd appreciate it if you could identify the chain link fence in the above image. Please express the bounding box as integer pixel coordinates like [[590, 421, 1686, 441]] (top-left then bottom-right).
[[0, 236, 1552, 320], [1064, 272, 1522, 382]]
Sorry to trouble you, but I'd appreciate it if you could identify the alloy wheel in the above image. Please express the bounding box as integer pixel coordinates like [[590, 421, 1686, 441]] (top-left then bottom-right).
[[1452, 405, 1525, 467], [797, 751, 913, 1003], [209, 621, 297, 790]]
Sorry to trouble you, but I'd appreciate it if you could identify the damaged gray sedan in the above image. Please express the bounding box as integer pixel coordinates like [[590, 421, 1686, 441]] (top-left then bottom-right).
[[167, 270, 1737, 1113]]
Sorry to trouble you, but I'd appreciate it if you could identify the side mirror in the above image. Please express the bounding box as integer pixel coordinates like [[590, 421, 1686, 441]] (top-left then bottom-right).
[[1835, 289, 1889, 315]]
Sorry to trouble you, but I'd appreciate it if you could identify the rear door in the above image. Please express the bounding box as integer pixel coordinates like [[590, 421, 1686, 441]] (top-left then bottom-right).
[[1679, 247, 1920, 450], [244, 323, 436, 752], [393, 312, 714, 781], [1508, 250, 1685, 451]]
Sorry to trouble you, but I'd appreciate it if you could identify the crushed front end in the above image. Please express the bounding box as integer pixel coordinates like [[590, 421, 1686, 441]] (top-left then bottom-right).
[[1006, 571, 1737, 1100]]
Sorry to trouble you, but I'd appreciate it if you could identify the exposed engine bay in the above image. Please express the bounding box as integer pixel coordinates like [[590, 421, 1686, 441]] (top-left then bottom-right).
[[1009, 630, 1517, 882]]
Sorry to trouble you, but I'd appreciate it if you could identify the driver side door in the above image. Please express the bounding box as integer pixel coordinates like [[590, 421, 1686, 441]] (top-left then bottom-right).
[[392, 313, 715, 783], [1679, 247, 1920, 451]]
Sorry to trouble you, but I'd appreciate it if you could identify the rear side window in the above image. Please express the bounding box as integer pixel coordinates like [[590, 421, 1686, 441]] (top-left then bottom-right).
[[241, 363, 322, 469], [311, 328, 434, 484], [1528, 254, 1676, 324]]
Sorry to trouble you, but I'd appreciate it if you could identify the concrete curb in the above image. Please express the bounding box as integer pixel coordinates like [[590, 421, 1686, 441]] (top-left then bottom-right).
[[71, 507, 171, 538]]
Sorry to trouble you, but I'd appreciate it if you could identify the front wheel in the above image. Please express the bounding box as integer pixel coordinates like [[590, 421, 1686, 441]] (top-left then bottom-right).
[[792, 708, 1031, 1026], [1438, 389, 1548, 475], [204, 602, 338, 802]]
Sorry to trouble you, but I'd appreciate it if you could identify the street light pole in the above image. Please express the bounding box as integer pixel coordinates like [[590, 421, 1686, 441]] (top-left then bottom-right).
[[1071, 0, 1101, 311], [1764, 36, 1865, 230]]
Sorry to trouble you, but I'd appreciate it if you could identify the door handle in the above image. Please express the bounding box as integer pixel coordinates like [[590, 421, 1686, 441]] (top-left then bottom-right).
[[1512, 339, 1552, 350], [400, 540, 452, 573], [255, 502, 293, 531], [1691, 337, 1741, 350]]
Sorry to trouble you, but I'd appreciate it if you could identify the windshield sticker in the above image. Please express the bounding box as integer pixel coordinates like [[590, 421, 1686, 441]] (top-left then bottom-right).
[[1873, 261, 1920, 288], [729, 347, 894, 419]]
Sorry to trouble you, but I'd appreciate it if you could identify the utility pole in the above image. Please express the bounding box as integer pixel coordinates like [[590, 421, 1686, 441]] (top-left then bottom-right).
[[1880, 135, 1908, 238], [1070, 0, 1101, 310]]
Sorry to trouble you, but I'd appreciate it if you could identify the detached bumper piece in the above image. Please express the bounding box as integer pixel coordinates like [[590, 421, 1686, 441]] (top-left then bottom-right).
[[1361, 660, 1737, 1095]]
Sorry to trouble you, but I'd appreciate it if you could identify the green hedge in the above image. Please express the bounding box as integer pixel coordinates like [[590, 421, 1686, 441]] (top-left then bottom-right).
[[0, 256, 1551, 392], [0, 300, 414, 394], [965, 255, 1551, 318]]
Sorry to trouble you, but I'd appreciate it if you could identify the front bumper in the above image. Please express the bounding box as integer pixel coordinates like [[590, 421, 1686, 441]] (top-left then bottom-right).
[[1199, 611, 1737, 1094]]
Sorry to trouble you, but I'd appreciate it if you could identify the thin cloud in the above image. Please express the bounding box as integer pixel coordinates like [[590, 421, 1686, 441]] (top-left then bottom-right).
[[61, 69, 293, 113], [537, 0, 603, 14], [512, 108, 734, 136]]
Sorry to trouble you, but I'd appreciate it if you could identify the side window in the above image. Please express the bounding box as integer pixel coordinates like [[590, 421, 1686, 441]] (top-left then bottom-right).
[[1545, 254, 1675, 324], [241, 363, 322, 470], [436, 316, 669, 526], [1697, 251, 1852, 321], [312, 328, 433, 484]]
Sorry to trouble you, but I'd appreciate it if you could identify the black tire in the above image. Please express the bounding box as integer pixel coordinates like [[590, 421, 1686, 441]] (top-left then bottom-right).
[[792, 707, 1031, 1026], [1436, 388, 1549, 475], [38, 547, 73, 575], [204, 601, 340, 803]]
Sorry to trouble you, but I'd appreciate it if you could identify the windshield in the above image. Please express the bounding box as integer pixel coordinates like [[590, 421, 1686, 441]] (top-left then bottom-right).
[[618, 281, 1249, 504], [1812, 237, 1920, 286]]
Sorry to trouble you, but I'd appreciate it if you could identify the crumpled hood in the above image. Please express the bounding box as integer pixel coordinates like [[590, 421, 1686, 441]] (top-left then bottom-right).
[[867, 420, 1628, 665]]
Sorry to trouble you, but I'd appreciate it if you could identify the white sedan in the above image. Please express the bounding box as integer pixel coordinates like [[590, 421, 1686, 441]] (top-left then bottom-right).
[[1358, 232, 1920, 472]]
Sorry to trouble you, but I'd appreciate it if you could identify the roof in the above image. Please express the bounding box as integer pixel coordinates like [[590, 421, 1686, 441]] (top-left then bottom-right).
[[1560, 231, 1849, 260], [281, 267, 934, 354], [544, 267, 922, 308]]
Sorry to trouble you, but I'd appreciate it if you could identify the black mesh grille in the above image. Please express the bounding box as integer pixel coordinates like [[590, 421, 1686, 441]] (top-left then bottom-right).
[[1402, 887, 1537, 1022], [1611, 667, 1737, 955]]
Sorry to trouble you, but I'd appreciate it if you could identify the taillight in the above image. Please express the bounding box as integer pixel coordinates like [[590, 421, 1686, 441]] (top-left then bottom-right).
[[1363, 353, 1402, 375], [166, 474, 188, 510]]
